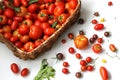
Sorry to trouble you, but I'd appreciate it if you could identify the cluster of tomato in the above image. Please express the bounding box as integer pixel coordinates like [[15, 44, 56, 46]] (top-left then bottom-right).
[[0, 0, 78, 52]]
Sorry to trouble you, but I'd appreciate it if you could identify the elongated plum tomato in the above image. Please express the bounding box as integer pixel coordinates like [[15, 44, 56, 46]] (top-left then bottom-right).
[[100, 66, 109, 80], [94, 23, 104, 30], [10, 63, 19, 74], [29, 25, 43, 40], [74, 35, 89, 49]]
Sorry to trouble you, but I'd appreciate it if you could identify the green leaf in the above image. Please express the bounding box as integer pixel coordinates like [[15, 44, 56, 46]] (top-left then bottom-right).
[[29, 0, 38, 5], [34, 59, 55, 80], [52, 21, 58, 28]]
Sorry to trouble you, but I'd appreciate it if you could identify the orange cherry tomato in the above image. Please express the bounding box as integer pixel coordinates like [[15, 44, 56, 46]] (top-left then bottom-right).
[[74, 35, 89, 49]]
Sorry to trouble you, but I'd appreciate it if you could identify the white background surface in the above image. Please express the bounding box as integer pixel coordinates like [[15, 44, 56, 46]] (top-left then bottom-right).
[[1, 0, 120, 80]]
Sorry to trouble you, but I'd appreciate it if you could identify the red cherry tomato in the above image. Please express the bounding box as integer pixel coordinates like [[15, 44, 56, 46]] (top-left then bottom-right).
[[87, 65, 94, 71], [92, 43, 102, 54], [14, 0, 21, 7], [80, 60, 87, 66], [29, 25, 43, 40], [62, 68, 69, 74], [86, 57, 92, 63], [68, 33, 74, 39], [81, 66, 87, 72], [68, 47, 75, 54], [75, 53, 82, 59], [63, 62, 69, 67], [100, 66, 109, 80], [91, 19, 98, 24], [10, 63, 19, 74], [94, 23, 104, 30], [97, 38, 103, 43], [21, 68, 29, 77], [4, 8, 15, 19], [34, 20, 42, 27]]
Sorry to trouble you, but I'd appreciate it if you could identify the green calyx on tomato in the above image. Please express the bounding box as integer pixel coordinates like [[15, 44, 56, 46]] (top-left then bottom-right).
[[0, 17, 3, 22]]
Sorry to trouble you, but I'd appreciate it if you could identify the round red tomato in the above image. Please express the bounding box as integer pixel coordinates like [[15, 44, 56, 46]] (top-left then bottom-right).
[[24, 42, 35, 52], [22, 19, 33, 26], [54, 5, 65, 16], [11, 20, 19, 30], [3, 25, 11, 33], [29, 25, 43, 40], [34, 20, 42, 27], [14, 0, 21, 7], [18, 24, 29, 35], [10, 36, 19, 43], [40, 22, 50, 30], [4, 8, 15, 19], [24, 12, 33, 19], [3, 32, 12, 40], [44, 27, 55, 36], [48, 4, 55, 15], [21, 0, 28, 7], [58, 13, 69, 24], [15, 41, 23, 48], [0, 15, 7, 25], [28, 3, 38, 13], [34, 39, 44, 47], [20, 35, 29, 43], [37, 10, 48, 22], [69, 0, 78, 9], [48, 15, 57, 24], [13, 16, 23, 22], [92, 43, 102, 53]]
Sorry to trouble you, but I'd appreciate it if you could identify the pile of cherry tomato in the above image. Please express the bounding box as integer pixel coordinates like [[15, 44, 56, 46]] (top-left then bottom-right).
[[0, 0, 78, 52]]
